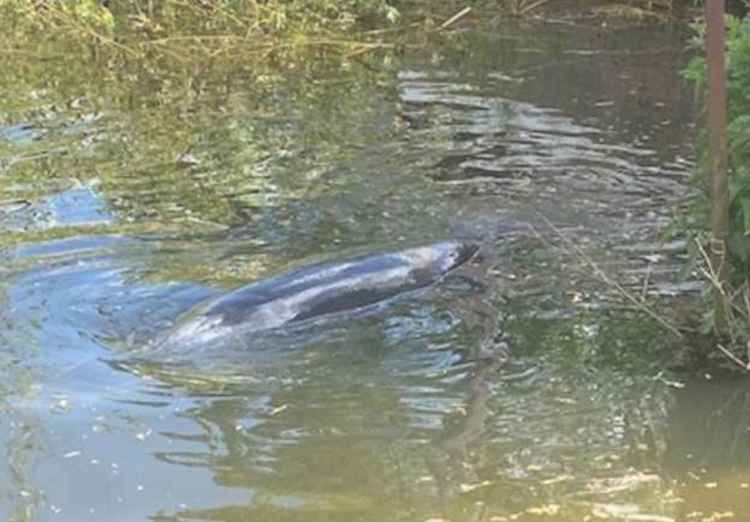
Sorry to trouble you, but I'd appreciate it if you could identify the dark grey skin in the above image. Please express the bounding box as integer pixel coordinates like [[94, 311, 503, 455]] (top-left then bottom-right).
[[158, 240, 480, 347]]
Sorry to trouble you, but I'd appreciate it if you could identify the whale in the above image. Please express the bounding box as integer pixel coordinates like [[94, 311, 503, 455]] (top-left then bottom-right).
[[156, 240, 480, 348]]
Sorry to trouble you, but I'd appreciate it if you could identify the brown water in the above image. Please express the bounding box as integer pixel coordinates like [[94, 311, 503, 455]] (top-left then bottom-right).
[[3, 14, 748, 522]]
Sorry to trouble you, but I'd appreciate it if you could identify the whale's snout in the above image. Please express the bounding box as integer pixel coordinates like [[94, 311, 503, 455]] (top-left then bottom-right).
[[456, 242, 480, 267], [440, 241, 480, 273]]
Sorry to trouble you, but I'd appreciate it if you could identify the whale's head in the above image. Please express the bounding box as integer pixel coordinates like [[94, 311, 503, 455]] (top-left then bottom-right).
[[433, 240, 480, 275]]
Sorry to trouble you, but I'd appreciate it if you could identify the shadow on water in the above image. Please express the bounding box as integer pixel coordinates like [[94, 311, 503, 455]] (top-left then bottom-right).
[[662, 376, 750, 519], [3, 10, 748, 522]]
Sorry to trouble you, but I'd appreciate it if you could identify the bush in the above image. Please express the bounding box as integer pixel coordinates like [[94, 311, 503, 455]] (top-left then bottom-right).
[[684, 16, 750, 280]]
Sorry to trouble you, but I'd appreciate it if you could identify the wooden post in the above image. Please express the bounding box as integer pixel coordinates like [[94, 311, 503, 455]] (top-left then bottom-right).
[[705, 0, 730, 330]]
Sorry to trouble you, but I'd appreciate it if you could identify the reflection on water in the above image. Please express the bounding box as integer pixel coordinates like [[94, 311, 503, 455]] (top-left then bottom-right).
[[2, 12, 744, 522], [664, 376, 750, 520]]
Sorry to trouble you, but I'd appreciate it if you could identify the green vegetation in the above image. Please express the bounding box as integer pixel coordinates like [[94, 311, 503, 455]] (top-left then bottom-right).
[[685, 18, 750, 276], [683, 15, 750, 354], [1, 0, 401, 64], [685, 16, 750, 278]]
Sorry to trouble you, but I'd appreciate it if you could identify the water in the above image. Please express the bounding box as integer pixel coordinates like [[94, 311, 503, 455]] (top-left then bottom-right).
[[3, 13, 747, 522]]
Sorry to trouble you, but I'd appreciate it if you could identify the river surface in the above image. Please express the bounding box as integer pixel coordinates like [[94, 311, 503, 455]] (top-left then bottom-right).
[[2, 12, 749, 522]]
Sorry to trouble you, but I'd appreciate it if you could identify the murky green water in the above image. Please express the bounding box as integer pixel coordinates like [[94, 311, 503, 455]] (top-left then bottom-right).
[[3, 13, 749, 522]]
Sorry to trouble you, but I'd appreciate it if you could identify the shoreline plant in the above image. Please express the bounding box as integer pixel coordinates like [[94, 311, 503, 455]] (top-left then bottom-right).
[[683, 14, 750, 365]]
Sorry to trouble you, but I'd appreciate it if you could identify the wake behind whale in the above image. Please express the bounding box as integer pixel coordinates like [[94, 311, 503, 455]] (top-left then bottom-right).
[[155, 240, 480, 350]]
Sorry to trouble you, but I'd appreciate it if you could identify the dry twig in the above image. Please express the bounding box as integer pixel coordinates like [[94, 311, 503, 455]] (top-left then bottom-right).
[[535, 213, 684, 338], [438, 7, 472, 31], [695, 238, 750, 370], [716, 344, 750, 370]]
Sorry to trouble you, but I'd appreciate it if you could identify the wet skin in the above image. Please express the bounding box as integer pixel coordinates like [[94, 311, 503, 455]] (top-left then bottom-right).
[[158, 240, 480, 347]]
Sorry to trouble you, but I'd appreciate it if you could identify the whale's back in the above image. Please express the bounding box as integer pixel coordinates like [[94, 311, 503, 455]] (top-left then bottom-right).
[[158, 240, 478, 347], [206, 253, 412, 326]]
